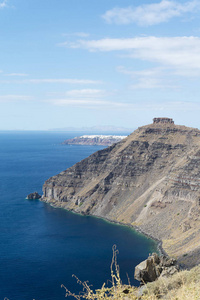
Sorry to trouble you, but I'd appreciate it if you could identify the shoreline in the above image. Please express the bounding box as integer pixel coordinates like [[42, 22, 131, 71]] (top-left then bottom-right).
[[41, 198, 167, 258]]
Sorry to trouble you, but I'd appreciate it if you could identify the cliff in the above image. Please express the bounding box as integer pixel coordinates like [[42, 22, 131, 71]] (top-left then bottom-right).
[[42, 120, 200, 267], [62, 135, 127, 146]]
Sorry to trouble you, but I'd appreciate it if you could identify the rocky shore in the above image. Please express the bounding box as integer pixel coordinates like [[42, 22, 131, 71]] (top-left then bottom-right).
[[27, 192, 41, 199], [42, 196, 167, 259]]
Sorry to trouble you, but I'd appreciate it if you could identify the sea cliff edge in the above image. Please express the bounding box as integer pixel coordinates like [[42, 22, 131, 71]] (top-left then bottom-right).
[[42, 119, 200, 268]]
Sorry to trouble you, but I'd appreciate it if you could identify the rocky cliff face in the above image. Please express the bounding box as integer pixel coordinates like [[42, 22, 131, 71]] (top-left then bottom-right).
[[42, 121, 200, 267]]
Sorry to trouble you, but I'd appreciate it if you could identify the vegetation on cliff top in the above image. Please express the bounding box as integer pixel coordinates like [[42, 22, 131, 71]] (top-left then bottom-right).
[[61, 246, 200, 300], [61, 265, 200, 300]]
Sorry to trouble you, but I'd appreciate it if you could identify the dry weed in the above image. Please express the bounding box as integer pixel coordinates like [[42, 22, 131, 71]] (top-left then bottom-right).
[[61, 247, 200, 300], [61, 245, 138, 299]]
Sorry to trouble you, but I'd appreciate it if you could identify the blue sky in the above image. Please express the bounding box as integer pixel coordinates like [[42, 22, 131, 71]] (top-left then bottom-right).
[[1, 0, 200, 130]]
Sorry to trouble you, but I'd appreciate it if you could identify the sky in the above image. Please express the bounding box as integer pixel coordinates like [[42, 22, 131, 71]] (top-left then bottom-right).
[[1, 0, 200, 130]]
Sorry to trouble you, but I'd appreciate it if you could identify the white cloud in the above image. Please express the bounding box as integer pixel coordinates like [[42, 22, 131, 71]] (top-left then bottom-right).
[[117, 66, 178, 89], [117, 66, 164, 77], [145, 101, 200, 111], [0, 0, 8, 9], [62, 32, 90, 38], [130, 77, 176, 89], [48, 88, 126, 108], [64, 36, 200, 77], [0, 95, 32, 102], [27, 79, 101, 84], [49, 97, 200, 112], [0, 78, 102, 84], [5, 73, 28, 77], [65, 89, 106, 97], [50, 99, 125, 107], [102, 0, 200, 26]]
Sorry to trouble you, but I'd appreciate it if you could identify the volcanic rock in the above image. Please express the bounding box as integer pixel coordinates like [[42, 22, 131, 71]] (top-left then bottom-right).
[[42, 119, 200, 267], [134, 253, 179, 283], [27, 192, 41, 200]]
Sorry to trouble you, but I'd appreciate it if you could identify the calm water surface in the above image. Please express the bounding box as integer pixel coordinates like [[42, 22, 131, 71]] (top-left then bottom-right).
[[0, 131, 157, 300]]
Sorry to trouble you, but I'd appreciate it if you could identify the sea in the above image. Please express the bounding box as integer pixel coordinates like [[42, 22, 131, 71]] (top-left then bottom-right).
[[0, 131, 157, 300]]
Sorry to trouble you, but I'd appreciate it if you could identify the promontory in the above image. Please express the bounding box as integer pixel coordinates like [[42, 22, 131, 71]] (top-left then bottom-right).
[[42, 118, 200, 267]]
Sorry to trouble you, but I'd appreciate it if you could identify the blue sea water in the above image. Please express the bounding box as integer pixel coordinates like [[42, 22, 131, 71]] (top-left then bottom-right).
[[0, 131, 157, 300]]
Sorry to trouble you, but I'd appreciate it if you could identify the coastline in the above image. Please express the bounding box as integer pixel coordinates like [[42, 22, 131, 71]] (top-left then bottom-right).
[[41, 198, 166, 258]]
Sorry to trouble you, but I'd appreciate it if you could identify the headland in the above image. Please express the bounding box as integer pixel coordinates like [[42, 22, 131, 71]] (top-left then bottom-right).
[[42, 118, 200, 268]]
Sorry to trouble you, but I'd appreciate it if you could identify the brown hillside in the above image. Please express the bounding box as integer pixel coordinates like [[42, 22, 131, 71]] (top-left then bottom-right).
[[42, 119, 200, 267]]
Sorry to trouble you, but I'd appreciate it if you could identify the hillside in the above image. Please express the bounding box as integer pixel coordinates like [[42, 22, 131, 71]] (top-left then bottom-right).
[[42, 118, 200, 267]]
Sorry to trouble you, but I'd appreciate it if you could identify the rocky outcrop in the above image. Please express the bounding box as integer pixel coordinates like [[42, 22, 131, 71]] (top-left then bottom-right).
[[27, 192, 41, 199], [153, 117, 174, 124], [134, 253, 179, 284], [62, 135, 127, 146], [42, 120, 200, 267]]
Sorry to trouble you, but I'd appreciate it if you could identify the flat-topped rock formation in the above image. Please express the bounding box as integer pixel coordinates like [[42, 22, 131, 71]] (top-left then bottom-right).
[[42, 119, 200, 267], [153, 117, 174, 124], [62, 135, 127, 146]]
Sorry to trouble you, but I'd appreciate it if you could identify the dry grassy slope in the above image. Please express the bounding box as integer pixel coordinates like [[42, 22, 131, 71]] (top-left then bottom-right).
[[42, 122, 200, 267]]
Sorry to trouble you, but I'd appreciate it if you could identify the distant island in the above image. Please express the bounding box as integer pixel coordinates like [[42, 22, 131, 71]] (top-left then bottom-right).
[[62, 135, 127, 146], [49, 125, 133, 133]]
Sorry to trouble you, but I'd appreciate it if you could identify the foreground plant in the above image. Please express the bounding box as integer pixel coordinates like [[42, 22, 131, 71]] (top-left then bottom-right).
[[5, 247, 200, 299], [61, 245, 138, 299], [61, 245, 200, 300]]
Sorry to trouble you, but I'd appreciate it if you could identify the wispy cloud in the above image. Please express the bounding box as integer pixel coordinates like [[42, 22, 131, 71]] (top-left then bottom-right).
[[5, 73, 28, 77], [63, 36, 200, 77], [0, 0, 8, 9], [26, 79, 101, 84], [0, 78, 102, 84], [65, 89, 106, 97], [50, 99, 126, 107], [102, 0, 200, 26], [49, 97, 200, 112], [62, 32, 90, 38], [0, 95, 32, 102], [143, 101, 200, 112], [117, 66, 178, 89], [48, 88, 126, 108]]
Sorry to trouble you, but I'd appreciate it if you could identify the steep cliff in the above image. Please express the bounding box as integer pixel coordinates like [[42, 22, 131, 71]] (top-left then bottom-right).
[[42, 120, 200, 267]]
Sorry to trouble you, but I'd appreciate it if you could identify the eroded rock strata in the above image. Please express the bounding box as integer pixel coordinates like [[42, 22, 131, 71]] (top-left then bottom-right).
[[42, 119, 200, 267]]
